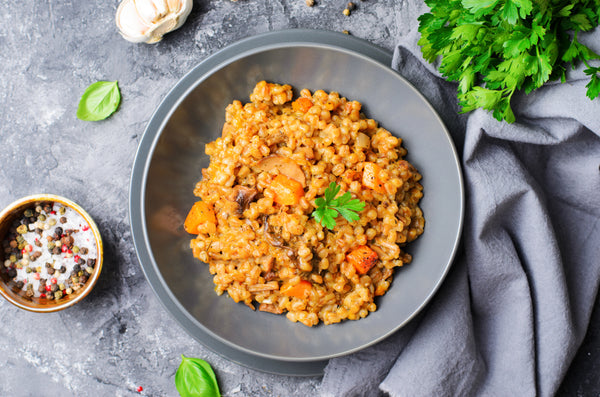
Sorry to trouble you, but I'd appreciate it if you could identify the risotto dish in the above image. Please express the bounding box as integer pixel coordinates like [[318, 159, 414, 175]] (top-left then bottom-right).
[[185, 81, 424, 327]]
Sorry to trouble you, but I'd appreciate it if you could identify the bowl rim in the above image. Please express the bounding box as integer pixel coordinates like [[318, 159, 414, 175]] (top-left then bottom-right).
[[0, 194, 104, 313], [129, 28, 464, 375]]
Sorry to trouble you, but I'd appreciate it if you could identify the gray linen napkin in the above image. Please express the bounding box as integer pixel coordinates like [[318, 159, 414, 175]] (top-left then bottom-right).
[[320, 2, 600, 396]]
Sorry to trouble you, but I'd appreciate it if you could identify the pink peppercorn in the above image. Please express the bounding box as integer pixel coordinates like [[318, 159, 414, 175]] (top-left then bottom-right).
[[51, 278, 57, 284], [45, 285, 51, 292], [137, 386, 143, 393], [61, 244, 68, 253], [82, 225, 90, 231], [33, 273, 40, 280], [74, 255, 80, 263], [40, 293, 46, 298]]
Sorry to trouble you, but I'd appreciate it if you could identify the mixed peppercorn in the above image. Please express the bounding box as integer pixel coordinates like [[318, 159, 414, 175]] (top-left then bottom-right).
[[1, 202, 98, 301]]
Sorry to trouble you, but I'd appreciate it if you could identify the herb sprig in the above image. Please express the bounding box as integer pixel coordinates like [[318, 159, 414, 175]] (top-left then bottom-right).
[[417, 0, 600, 123], [312, 182, 365, 230]]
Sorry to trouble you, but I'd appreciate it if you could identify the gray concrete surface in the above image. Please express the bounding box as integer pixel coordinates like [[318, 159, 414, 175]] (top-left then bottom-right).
[[0, 1, 598, 396]]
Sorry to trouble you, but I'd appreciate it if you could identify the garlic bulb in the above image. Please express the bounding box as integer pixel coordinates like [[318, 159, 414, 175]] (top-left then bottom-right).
[[116, 0, 193, 44]]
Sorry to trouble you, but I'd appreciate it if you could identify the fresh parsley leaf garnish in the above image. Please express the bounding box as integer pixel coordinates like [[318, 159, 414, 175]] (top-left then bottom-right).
[[417, 0, 600, 123], [584, 66, 600, 100], [77, 81, 121, 121], [312, 182, 365, 230]]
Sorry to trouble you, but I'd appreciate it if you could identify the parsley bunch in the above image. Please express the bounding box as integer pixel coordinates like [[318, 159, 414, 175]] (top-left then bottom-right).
[[312, 182, 365, 230], [418, 0, 600, 123]]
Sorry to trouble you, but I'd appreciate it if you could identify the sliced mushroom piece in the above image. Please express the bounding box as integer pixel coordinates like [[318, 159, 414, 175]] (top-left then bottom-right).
[[261, 215, 280, 246], [229, 185, 258, 216], [262, 215, 298, 265], [255, 155, 306, 187]]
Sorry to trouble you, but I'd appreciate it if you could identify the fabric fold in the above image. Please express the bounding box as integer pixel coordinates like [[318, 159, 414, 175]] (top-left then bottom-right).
[[320, 4, 600, 396]]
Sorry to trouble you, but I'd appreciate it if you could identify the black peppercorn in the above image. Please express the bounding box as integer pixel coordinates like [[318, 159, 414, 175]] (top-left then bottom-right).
[[54, 227, 63, 237], [59, 266, 66, 273]]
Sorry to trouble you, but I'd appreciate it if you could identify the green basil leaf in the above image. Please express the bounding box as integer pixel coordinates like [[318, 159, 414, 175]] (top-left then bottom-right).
[[77, 81, 121, 121], [175, 355, 220, 397]]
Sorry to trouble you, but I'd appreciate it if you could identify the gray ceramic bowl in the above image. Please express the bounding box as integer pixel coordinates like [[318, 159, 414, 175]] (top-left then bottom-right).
[[130, 29, 463, 375]]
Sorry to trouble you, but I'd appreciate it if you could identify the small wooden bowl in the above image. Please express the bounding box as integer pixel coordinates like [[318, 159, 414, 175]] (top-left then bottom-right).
[[0, 194, 103, 312]]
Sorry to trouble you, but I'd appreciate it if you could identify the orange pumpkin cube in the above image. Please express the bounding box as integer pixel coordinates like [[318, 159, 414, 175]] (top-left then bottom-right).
[[292, 97, 313, 113], [271, 174, 304, 206], [281, 280, 312, 299], [362, 162, 386, 193], [346, 245, 379, 274], [184, 201, 216, 234]]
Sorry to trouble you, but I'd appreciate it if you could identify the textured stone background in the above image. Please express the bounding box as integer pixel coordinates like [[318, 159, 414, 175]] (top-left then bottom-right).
[[0, 1, 598, 396]]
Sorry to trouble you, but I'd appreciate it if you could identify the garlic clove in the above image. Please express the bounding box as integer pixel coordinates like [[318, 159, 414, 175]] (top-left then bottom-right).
[[134, 0, 160, 26], [166, 0, 182, 13], [116, 0, 193, 44], [151, 0, 169, 16], [146, 19, 177, 44], [117, 0, 152, 40], [134, 0, 169, 26]]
